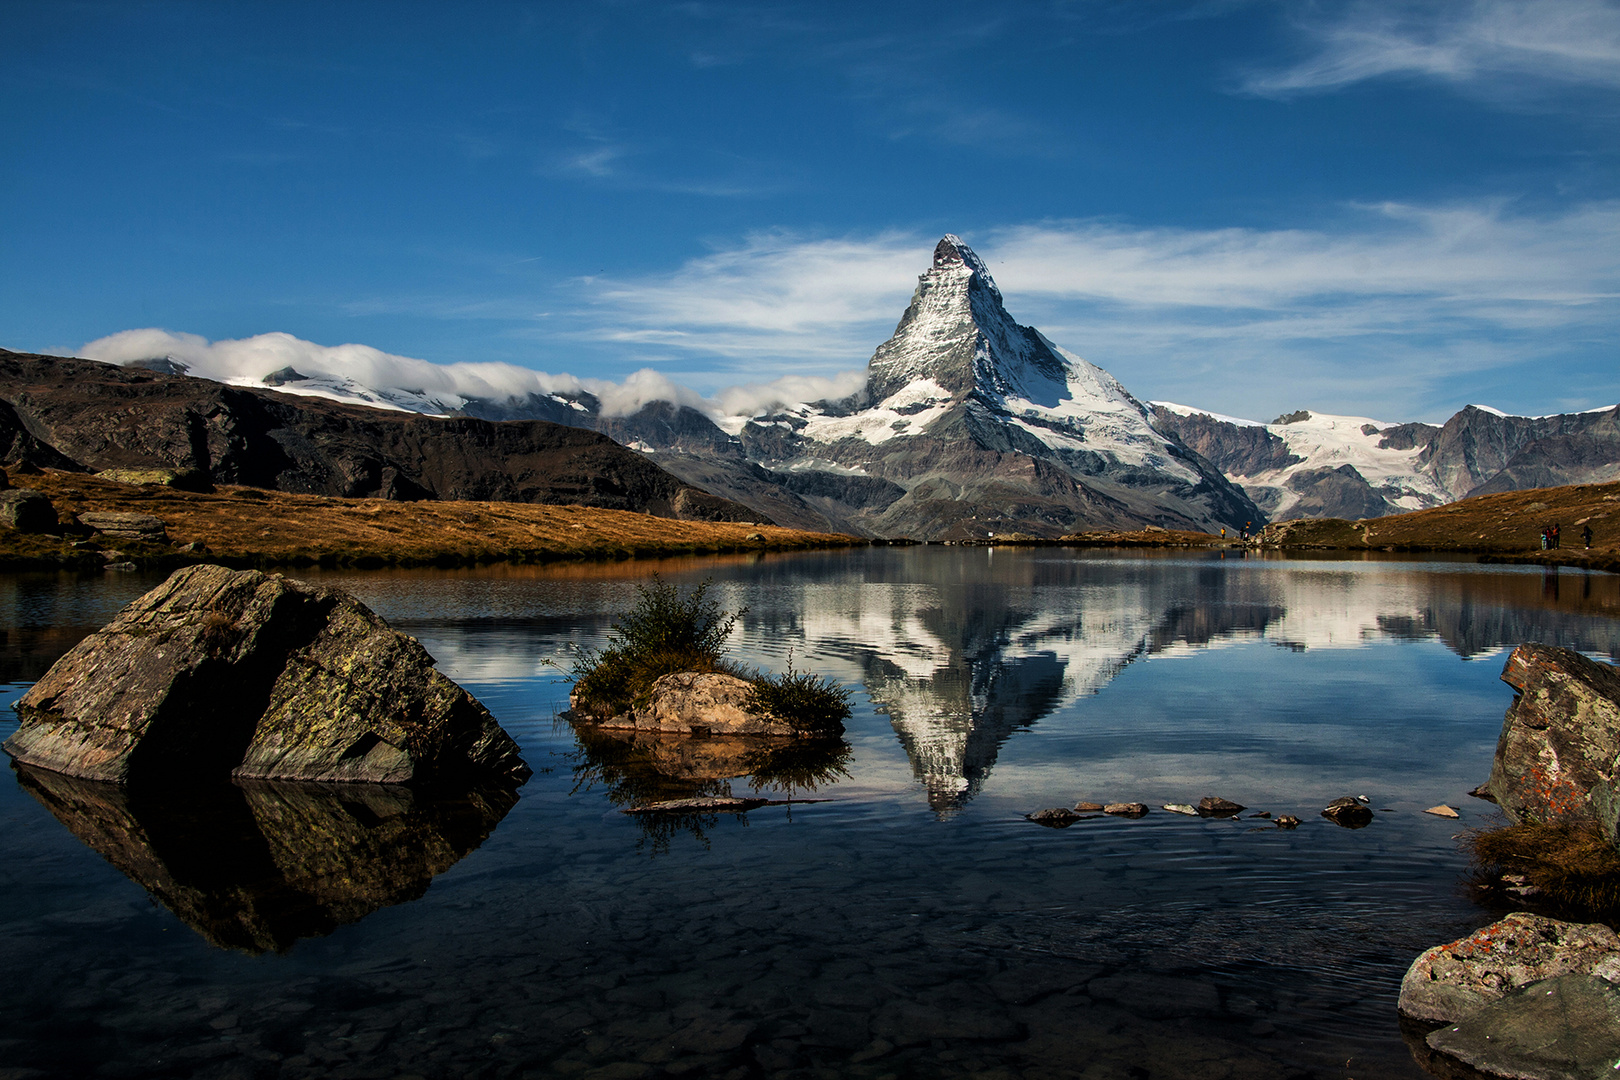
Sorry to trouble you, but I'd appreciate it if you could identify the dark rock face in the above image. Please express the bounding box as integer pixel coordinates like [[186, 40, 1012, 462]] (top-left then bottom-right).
[[1150, 406, 1302, 476], [1427, 405, 1620, 501], [4, 565, 531, 787], [14, 763, 516, 954], [1283, 465, 1393, 520], [0, 488, 58, 532], [1485, 643, 1620, 844], [0, 350, 761, 522]]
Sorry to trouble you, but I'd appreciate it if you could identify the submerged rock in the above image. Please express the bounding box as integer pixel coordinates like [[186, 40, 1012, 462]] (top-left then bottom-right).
[[1484, 643, 1620, 845], [1398, 912, 1620, 1024], [4, 565, 530, 786], [623, 795, 769, 814], [1028, 807, 1081, 827], [1424, 975, 1620, 1080]]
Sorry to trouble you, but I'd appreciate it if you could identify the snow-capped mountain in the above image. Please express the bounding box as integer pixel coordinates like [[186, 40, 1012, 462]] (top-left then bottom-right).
[[94, 235, 1620, 533], [708, 236, 1260, 537], [1151, 401, 1620, 521]]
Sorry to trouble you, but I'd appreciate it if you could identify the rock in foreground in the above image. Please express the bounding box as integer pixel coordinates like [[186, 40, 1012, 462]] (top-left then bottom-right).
[[1424, 975, 1620, 1080], [1485, 643, 1620, 845], [4, 565, 530, 786], [1399, 912, 1620, 1024]]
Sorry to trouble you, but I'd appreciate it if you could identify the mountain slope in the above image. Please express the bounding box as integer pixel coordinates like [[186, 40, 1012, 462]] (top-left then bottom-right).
[[0, 350, 761, 522]]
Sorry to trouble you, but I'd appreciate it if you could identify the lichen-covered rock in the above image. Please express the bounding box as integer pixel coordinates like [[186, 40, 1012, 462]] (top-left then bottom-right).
[[0, 488, 57, 532], [1485, 643, 1620, 844], [1322, 796, 1374, 827], [1398, 912, 1620, 1023], [583, 671, 802, 737], [3, 565, 530, 786]]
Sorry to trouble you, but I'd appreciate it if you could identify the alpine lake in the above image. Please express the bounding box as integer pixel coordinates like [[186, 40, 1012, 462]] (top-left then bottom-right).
[[3, 546, 1618, 1080]]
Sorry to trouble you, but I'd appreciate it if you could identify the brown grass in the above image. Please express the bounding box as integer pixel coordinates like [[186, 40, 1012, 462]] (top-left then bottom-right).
[[0, 468, 862, 570], [1263, 479, 1620, 571], [1469, 822, 1620, 920]]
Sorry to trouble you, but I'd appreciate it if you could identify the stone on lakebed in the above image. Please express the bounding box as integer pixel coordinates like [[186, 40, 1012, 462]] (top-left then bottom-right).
[[3, 564, 530, 787]]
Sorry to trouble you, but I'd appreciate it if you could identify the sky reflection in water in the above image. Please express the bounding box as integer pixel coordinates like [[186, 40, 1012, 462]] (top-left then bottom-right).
[[1, 548, 1617, 1080]]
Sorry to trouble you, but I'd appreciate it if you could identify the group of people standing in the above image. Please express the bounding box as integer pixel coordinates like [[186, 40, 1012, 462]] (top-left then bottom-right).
[[1541, 522, 1596, 550]]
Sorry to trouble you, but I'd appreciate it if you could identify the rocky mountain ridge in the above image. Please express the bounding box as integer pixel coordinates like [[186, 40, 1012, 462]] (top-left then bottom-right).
[[1152, 401, 1620, 521], [0, 350, 758, 522]]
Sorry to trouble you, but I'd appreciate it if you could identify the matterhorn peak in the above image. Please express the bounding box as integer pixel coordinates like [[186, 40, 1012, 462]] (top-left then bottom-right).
[[932, 234, 1001, 299]]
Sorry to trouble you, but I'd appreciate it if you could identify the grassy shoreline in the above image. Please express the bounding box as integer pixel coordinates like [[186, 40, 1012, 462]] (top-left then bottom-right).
[[0, 469, 862, 572], [3, 469, 1618, 573]]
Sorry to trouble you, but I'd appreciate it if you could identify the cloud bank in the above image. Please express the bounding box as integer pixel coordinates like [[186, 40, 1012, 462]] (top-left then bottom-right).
[[77, 328, 866, 420]]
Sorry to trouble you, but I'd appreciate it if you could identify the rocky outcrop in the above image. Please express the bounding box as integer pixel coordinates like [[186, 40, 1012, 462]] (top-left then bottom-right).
[[1399, 912, 1620, 1023], [0, 488, 57, 532], [77, 511, 168, 542], [4, 565, 530, 786], [0, 350, 762, 522], [1483, 643, 1620, 844], [581, 671, 804, 738]]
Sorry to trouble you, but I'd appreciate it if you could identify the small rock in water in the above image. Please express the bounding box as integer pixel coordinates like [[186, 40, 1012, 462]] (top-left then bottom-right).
[[1198, 796, 1246, 817], [1103, 802, 1149, 818], [1073, 801, 1105, 812], [1356, 794, 1370, 803], [1274, 815, 1301, 829], [1250, 811, 1271, 819], [1028, 808, 1080, 827], [1424, 805, 1461, 819], [1467, 782, 1497, 803], [1321, 797, 1374, 828], [1162, 803, 1199, 816]]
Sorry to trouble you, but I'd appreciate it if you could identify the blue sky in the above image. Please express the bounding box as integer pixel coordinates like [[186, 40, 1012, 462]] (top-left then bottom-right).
[[3, 0, 1618, 423]]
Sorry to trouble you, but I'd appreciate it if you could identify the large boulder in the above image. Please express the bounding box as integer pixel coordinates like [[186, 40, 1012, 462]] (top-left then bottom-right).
[[1399, 912, 1620, 1023], [0, 488, 57, 533], [4, 565, 530, 786], [1484, 643, 1620, 844]]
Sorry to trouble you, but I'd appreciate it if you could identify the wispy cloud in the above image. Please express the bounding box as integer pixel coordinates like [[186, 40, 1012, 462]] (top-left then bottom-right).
[[1244, 0, 1620, 97], [574, 201, 1620, 418]]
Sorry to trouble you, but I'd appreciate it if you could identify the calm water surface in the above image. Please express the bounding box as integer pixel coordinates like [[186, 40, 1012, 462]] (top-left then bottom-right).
[[2, 548, 1618, 1080]]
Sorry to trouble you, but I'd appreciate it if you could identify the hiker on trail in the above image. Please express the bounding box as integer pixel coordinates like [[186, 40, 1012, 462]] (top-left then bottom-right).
[[1552, 524, 1561, 549], [1220, 527, 1226, 539], [1584, 524, 1594, 549], [1540, 527, 1549, 550]]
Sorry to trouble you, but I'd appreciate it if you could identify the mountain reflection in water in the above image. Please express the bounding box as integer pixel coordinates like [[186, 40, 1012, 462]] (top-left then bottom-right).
[[13, 764, 516, 953]]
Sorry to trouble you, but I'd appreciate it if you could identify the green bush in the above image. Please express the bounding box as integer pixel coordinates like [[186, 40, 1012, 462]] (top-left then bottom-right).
[[745, 653, 852, 738], [569, 576, 745, 720]]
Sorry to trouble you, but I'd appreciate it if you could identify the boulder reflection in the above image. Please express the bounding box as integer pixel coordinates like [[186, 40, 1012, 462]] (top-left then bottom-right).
[[566, 722, 850, 853], [13, 763, 516, 954]]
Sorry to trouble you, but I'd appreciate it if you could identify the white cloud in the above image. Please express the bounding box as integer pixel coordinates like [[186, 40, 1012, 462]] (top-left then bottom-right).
[[1245, 0, 1620, 96], [79, 198, 1620, 425], [76, 328, 864, 421]]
